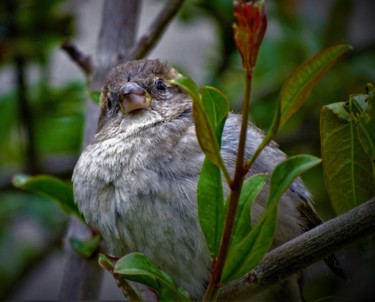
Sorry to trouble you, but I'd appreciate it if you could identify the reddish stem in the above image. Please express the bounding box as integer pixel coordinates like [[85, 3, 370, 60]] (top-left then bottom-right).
[[203, 72, 253, 300]]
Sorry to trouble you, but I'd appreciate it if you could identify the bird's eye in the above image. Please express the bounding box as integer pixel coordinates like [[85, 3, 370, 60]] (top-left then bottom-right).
[[155, 80, 167, 92], [107, 98, 112, 109]]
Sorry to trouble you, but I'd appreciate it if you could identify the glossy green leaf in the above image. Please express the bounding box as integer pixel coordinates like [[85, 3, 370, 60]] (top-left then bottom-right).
[[170, 75, 200, 101], [171, 76, 229, 178], [321, 102, 375, 215], [200, 86, 229, 143], [114, 253, 190, 301], [12, 174, 83, 219], [222, 155, 321, 282], [231, 174, 267, 248], [69, 234, 101, 258], [197, 87, 229, 257], [198, 158, 225, 258], [279, 44, 352, 128], [268, 155, 321, 205]]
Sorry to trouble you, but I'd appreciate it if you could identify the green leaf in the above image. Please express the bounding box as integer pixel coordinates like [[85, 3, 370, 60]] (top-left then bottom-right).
[[231, 174, 267, 248], [98, 253, 116, 272], [355, 83, 375, 160], [321, 102, 375, 215], [171, 76, 229, 180], [200, 86, 229, 144], [90, 90, 101, 104], [12, 174, 83, 219], [114, 253, 191, 301], [268, 155, 321, 205], [170, 75, 200, 101], [196, 87, 229, 258], [69, 234, 101, 258], [279, 44, 352, 128], [222, 155, 321, 283], [198, 158, 225, 258], [99, 254, 143, 301]]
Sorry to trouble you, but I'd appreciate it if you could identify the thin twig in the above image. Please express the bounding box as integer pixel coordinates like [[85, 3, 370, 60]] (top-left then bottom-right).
[[61, 40, 93, 76], [129, 0, 187, 60], [218, 197, 375, 300]]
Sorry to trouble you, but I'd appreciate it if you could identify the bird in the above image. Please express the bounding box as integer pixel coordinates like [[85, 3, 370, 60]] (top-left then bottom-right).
[[72, 58, 343, 301]]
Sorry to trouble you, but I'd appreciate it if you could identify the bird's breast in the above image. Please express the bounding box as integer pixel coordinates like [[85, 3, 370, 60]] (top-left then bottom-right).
[[72, 119, 210, 297]]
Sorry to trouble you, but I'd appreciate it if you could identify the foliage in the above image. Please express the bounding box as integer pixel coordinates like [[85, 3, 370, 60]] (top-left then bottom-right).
[[0, 1, 80, 298], [0, 191, 67, 298], [12, 174, 81, 219], [0, 0, 74, 64], [169, 41, 346, 299], [1, 0, 374, 300], [70, 235, 101, 258], [99, 253, 191, 301], [0, 82, 85, 171], [222, 155, 321, 282], [321, 84, 375, 215]]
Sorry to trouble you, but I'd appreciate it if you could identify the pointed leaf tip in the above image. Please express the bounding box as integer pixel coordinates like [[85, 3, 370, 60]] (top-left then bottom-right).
[[279, 44, 352, 128], [12, 174, 83, 219]]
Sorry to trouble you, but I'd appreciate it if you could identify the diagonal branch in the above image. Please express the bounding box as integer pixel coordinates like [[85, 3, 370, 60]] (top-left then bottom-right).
[[129, 0, 187, 60], [218, 197, 375, 300], [61, 41, 93, 76]]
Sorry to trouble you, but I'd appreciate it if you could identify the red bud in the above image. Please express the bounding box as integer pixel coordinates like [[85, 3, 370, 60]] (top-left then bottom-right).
[[233, 0, 267, 76]]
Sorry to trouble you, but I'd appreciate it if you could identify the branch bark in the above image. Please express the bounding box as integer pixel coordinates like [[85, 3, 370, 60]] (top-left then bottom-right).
[[129, 0, 187, 60], [92, 0, 141, 91], [219, 197, 375, 300], [61, 41, 93, 76]]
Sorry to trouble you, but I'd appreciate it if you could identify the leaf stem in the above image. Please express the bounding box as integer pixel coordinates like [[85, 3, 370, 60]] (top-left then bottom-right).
[[203, 72, 253, 300]]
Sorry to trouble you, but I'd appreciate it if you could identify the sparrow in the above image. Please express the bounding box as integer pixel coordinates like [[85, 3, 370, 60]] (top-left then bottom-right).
[[72, 58, 342, 301]]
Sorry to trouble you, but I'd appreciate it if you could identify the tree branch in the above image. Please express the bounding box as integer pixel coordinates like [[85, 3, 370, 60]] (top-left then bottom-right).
[[92, 0, 141, 91], [61, 41, 93, 76], [129, 0, 187, 60], [15, 55, 39, 174], [59, 217, 103, 301], [218, 197, 375, 300], [59, 1, 141, 301]]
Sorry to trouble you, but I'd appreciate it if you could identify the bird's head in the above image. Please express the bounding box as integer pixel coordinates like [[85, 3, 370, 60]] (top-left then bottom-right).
[[97, 59, 191, 133]]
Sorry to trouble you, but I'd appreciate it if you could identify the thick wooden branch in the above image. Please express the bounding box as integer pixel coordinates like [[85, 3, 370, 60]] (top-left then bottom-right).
[[219, 197, 375, 300], [130, 0, 186, 60], [92, 0, 141, 90], [59, 1, 141, 301]]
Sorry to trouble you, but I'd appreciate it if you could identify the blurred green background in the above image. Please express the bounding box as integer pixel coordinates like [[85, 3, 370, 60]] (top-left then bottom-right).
[[0, 0, 374, 300]]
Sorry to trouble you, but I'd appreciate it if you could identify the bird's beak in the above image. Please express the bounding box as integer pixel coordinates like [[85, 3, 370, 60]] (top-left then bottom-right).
[[119, 82, 151, 114]]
